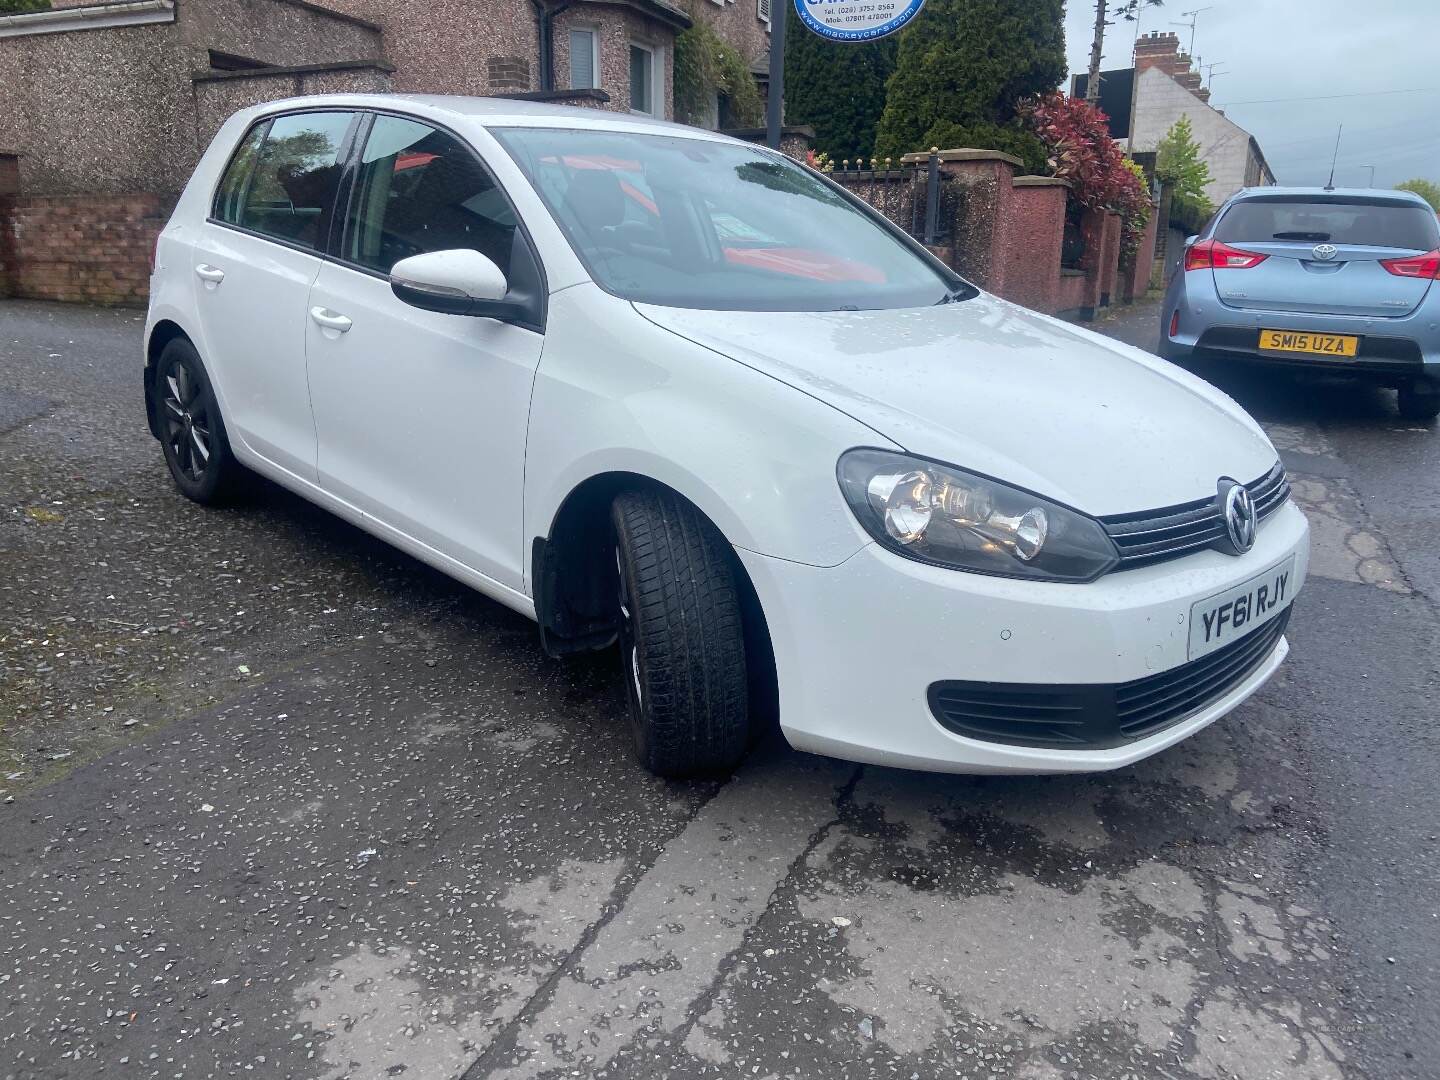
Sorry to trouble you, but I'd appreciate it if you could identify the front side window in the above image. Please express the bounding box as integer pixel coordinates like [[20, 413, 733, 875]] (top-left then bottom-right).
[[343, 114, 520, 277], [493, 127, 955, 312], [629, 44, 654, 116], [569, 28, 597, 90], [226, 111, 352, 249]]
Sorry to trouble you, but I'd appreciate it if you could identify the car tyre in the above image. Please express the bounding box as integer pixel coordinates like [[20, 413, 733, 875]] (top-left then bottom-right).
[[1397, 379, 1440, 423], [611, 489, 749, 777], [151, 337, 245, 503]]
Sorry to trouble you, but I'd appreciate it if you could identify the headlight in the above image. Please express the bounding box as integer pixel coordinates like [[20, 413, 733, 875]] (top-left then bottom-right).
[[837, 449, 1119, 582]]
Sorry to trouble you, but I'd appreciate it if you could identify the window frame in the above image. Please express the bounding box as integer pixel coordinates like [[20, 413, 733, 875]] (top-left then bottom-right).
[[567, 25, 600, 91], [205, 108, 362, 258], [628, 41, 659, 117], [328, 108, 551, 333]]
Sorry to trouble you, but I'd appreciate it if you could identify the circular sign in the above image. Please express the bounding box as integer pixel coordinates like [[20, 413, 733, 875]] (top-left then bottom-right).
[[794, 0, 926, 41]]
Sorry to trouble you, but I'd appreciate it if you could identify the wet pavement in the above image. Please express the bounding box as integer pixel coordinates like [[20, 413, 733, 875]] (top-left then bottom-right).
[[2, 296, 1437, 1080]]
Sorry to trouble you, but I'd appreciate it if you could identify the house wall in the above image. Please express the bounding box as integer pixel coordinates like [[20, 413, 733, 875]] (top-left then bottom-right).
[[0, 0, 386, 303], [1129, 66, 1269, 205]]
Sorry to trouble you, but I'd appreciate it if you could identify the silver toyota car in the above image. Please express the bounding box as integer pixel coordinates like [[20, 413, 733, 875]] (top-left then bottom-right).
[[1161, 187, 1440, 420]]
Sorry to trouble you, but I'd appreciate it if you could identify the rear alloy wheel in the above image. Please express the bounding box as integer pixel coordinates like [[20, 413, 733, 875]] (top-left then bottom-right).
[[1397, 379, 1440, 423], [152, 338, 244, 503], [611, 489, 749, 777]]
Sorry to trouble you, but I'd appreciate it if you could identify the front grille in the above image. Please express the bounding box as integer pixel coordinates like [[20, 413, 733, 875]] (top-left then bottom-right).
[[1115, 609, 1290, 740], [927, 608, 1290, 750], [1099, 462, 1290, 570]]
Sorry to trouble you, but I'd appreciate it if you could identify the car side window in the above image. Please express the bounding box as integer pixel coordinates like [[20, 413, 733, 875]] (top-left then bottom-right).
[[343, 115, 520, 276], [212, 122, 267, 226], [225, 111, 353, 250]]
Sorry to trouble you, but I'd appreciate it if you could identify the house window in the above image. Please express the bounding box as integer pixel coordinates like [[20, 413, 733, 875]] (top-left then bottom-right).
[[629, 42, 657, 116], [757, 0, 771, 25], [569, 28, 598, 90]]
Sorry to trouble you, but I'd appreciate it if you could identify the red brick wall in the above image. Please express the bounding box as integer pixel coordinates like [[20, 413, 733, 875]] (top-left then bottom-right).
[[999, 180, 1068, 314], [0, 194, 171, 305]]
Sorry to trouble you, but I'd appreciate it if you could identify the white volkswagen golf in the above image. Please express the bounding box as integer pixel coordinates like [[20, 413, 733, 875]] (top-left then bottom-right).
[[145, 95, 1310, 777]]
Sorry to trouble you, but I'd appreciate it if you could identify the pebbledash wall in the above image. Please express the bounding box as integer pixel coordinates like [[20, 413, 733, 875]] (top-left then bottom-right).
[[0, 0, 774, 305], [0, 0, 389, 303]]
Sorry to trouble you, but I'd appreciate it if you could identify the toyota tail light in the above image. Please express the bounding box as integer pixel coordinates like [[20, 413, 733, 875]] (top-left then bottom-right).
[[1379, 250, 1440, 279], [1185, 239, 1269, 271]]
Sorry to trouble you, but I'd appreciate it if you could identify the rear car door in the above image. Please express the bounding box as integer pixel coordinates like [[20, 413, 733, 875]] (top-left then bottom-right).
[[303, 113, 545, 593], [1209, 195, 1439, 318], [191, 109, 357, 480]]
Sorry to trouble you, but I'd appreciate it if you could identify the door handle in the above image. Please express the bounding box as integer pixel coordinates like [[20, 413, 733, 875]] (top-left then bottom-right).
[[310, 307, 353, 332], [194, 264, 225, 283]]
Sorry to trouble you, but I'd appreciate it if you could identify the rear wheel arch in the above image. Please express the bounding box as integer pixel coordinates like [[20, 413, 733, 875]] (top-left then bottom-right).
[[144, 320, 194, 439], [532, 471, 778, 725]]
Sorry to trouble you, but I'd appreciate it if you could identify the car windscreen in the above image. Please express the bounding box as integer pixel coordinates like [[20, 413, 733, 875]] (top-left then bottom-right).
[[1214, 197, 1439, 250], [492, 127, 956, 312]]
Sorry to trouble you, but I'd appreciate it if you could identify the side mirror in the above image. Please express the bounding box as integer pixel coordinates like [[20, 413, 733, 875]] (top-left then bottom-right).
[[1184, 234, 1199, 248], [390, 249, 519, 320]]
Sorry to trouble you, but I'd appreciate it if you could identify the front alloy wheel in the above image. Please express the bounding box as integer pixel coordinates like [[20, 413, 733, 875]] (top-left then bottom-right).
[[611, 489, 750, 777]]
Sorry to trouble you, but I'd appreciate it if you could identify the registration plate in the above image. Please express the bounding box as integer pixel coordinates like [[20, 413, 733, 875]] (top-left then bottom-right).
[[1258, 329, 1358, 357], [1188, 556, 1296, 660]]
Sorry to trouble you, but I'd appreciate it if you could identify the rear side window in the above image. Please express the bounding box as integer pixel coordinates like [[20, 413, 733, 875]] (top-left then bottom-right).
[[212, 123, 266, 225], [214, 111, 353, 250], [342, 114, 520, 276], [1215, 198, 1439, 250]]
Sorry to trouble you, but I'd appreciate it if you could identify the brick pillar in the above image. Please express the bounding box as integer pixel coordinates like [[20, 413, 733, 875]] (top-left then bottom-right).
[[1097, 211, 1122, 308], [1077, 208, 1109, 320], [1121, 202, 1159, 302], [904, 148, 1020, 291], [1001, 177, 1069, 314]]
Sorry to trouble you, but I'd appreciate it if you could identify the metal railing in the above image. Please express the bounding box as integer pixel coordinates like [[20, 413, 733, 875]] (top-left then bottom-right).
[[823, 150, 950, 248]]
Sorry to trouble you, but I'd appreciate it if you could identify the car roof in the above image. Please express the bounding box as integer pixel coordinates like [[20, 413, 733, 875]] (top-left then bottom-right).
[[235, 92, 743, 143], [1228, 185, 1431, 208]]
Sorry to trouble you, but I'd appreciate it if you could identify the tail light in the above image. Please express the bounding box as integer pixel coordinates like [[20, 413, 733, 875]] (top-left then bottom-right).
[[1168, 309, 1180, 338], [1380, 250, 1440, 279], [1185, 239, 1268, 271]]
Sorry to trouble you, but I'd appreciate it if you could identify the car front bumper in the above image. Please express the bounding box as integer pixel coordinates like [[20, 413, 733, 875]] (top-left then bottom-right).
[[739, 501, 1310, 775]]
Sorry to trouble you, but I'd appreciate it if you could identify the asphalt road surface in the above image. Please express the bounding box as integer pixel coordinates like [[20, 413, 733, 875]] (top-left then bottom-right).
[[2, 297, 1437, 1080]]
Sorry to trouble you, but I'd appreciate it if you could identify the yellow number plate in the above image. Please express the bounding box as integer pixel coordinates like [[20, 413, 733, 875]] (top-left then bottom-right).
[[1258, 330, 1359, 357]]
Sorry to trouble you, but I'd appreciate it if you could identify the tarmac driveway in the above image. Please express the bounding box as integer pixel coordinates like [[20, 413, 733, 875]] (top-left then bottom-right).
[[3, 298, 1438, 1080]]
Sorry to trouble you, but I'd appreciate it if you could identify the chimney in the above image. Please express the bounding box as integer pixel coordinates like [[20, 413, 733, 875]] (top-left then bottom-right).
[[1134, 30, 1213, 104], [1134, 31, 1185, 77]]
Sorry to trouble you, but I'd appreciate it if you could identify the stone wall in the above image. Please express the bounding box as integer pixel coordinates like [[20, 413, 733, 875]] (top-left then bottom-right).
[[838, 149, 1150, 321]]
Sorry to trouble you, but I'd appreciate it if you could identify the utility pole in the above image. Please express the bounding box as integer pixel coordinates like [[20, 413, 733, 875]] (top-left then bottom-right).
[[765, 0, 786, 148], [1086, 0, 1108, 104]]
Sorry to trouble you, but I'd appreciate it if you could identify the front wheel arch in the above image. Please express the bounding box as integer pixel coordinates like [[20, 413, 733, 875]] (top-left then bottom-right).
[[533, 472, 778, 728]]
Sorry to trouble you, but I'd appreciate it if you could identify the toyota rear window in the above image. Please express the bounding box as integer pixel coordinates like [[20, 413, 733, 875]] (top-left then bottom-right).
[[1215, 198, 1439, 250]]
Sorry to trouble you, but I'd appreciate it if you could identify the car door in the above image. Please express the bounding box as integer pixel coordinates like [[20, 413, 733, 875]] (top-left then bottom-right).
[[191, 109, 357, 480], [304, 112, 546, 594]]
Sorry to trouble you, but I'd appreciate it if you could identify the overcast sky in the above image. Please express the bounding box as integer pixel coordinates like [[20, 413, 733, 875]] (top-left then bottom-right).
[[1061, 0, 1439, 189]]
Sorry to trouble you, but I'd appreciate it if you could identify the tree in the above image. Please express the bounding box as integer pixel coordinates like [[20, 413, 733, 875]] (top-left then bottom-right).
[[673, 21, 763, 129], [1085, 0, 1162, 104], [1023, 92, 1151, 260], [873, 0, 1065, 170], [1154, 114, 1211, 219], [0, 0, 50, 11], [784, 3, 897, 163], [1396, 178, 1440, 212]]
